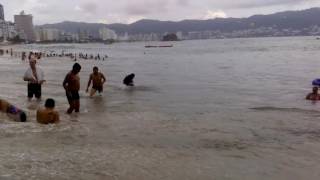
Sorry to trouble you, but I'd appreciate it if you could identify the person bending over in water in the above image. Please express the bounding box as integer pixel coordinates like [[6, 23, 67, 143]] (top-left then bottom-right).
[[63, 63, 81, 114], [86, 66, 106, 97], [123, 73, 135, 86], [0, 99, 27, 122], [37, 98, 59, 124], [306, 87, 320, 101]]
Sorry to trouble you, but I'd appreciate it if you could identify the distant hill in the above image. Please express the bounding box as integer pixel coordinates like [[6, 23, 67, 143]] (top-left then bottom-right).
[[38, 8, 320, 37]]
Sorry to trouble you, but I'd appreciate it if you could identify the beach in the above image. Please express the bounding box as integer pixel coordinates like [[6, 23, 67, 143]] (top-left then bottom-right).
[[0, 37, 320, 179]]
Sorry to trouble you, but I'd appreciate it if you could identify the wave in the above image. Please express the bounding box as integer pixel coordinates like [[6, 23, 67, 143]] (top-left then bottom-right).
[[250, 106, 319, 114]]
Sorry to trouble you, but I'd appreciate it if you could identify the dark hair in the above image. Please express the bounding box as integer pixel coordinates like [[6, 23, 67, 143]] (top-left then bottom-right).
[[20, 112, 27, 122], [45, 98, 55, 108], [93, 66, 98, 71], [73, 63, 81, 71]]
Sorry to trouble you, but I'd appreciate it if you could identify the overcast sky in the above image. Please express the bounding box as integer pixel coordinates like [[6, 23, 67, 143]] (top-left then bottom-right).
[[1, 0, 320, 25]]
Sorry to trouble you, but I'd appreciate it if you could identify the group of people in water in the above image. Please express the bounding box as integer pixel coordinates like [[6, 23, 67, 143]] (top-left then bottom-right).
[[0, 48, 108, 62], [0, 50, 135, 124]]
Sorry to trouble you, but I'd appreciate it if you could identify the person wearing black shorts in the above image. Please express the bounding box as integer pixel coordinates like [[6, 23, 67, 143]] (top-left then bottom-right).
[[23, 56, 45, 100], [86, 66, 106, 97], [63, 63, 82, 114], [28, 83, 42, 99]]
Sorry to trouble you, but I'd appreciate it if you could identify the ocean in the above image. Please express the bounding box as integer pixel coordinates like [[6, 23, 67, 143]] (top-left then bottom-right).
[[0, 36, 320, 179]]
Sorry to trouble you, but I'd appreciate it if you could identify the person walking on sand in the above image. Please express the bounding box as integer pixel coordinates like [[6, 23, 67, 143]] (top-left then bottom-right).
[[63, 63, 81, 114], [23, 56, 45, 100], [86, 66, 106, 97]]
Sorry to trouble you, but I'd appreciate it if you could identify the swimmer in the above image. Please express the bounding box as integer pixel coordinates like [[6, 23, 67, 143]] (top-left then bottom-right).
[[123, 73, 135, 86], [0, 99, 27, 122], [306, 87, 320, 101], [37, 98, 60, 124], [86, 67, 106, 97]]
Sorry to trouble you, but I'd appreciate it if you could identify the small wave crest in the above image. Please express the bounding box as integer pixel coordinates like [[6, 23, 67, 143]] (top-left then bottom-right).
[[250, 106, 319, 114]]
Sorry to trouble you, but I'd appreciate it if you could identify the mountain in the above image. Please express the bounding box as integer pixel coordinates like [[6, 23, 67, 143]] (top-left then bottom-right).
[[38, 8, 320, 37]]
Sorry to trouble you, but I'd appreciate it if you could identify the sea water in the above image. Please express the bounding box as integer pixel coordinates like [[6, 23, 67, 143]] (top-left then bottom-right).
[[0, 37, 320, 179]]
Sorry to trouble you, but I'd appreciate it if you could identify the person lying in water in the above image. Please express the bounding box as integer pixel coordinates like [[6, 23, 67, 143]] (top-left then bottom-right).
[[37, 98, 60, 124], [0, 99, 27, 122], [123, 73, 135, 86], [306, 87, 320, 100]]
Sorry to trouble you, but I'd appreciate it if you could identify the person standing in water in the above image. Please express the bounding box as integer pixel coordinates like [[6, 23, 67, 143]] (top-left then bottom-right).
[[86, 67, 106, 97], [63, 63, 81, 114], [23, 56, 45, 100]]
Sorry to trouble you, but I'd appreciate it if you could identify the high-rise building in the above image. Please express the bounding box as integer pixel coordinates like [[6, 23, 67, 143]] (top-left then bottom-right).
[[0, 4, 4, 21], [14, 11, 35, 42], [99, 27, 117, 41]]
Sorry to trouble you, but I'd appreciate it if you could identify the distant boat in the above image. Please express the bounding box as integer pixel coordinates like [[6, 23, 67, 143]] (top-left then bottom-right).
[[145, 45, 173, 48], [316, 37, 320, 40]]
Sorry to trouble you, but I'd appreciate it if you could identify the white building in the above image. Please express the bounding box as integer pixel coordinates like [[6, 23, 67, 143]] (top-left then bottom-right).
[[0, 20, 17, 40], [99, 27, 117, 40], [35, 28, 60, 41]]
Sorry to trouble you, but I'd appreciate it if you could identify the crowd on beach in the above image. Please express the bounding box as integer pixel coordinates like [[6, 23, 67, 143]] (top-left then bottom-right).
[[0, 49, 135, 124], [0, 48, 109, 61]]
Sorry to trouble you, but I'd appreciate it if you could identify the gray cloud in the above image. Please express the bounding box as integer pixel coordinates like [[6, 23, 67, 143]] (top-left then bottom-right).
[[0, 0, 319, 24], [209, 0, 319, 9], [79, 2, 98, 14], [125, 0, 170, 15]]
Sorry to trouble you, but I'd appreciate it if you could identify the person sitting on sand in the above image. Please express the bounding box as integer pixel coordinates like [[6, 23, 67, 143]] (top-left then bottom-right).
[[86, 66, 106, 97], [0, 99, 27, 122], [37, 98, 59, 124], [63, 63, 81, 114], [123, 73, 135, 86], [306, 87, 320, 100]]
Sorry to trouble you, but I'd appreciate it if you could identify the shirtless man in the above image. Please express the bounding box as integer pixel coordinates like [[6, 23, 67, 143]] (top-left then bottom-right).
[[63, 63, 81, 114], [306, 87, 320, 101], [23, 57, 45, 100], [37, 98, 59, 124], [0, 99, 27, 122], [86, 67, 106, 97]]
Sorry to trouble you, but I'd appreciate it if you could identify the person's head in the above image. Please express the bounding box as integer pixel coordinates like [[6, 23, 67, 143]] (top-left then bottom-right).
[[313, 87, 318, 94], [129, 73, 135, 78], [45, 98, 55, 109], [93, 66, 99, 74], [20, 112, 27, 122], [72, 63, 81, 74]]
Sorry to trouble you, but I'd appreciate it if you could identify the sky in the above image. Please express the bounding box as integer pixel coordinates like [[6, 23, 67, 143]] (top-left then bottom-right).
[[1, 0, 320, 25]]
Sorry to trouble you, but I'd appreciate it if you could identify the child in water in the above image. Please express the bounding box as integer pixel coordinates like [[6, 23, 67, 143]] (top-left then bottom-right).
[[37, 98, 60, 124], [0, 99, 27, 122]]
